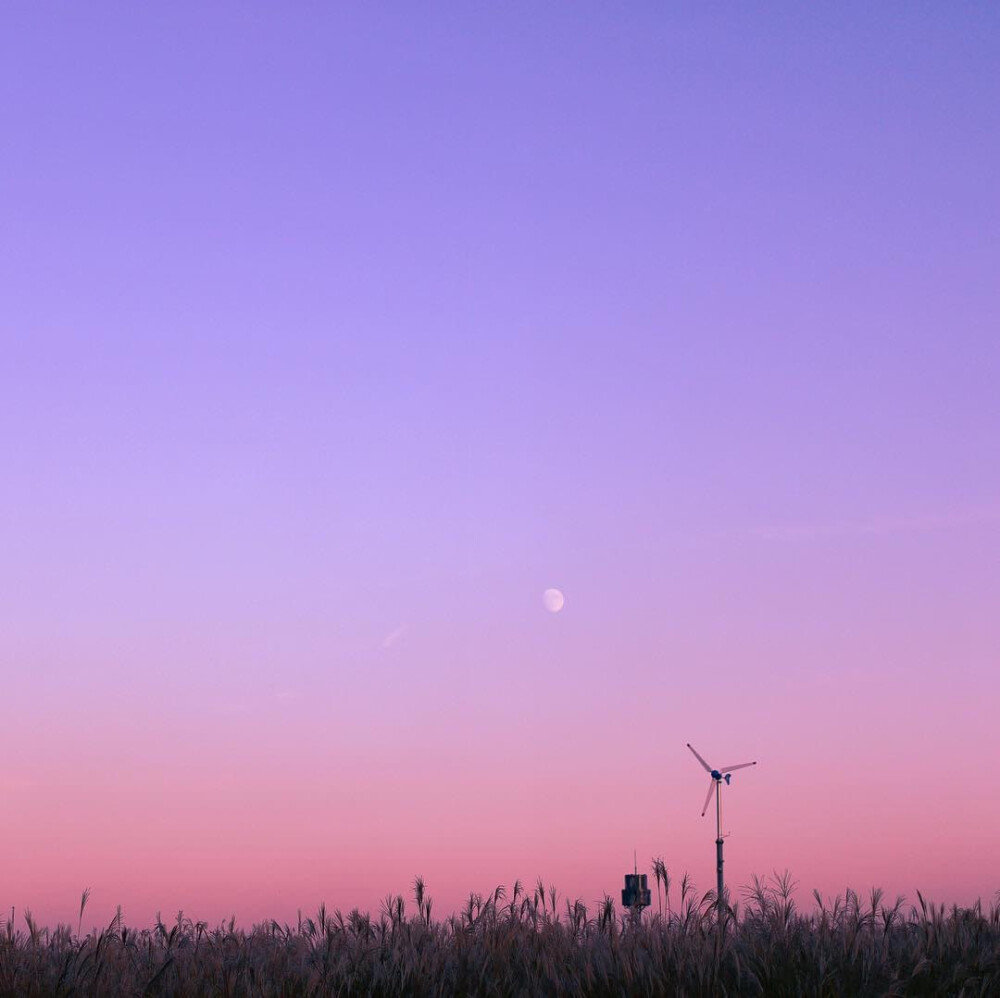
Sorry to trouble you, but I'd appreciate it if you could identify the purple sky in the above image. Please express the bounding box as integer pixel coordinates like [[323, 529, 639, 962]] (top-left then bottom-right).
[[2, 4, 998, 928]]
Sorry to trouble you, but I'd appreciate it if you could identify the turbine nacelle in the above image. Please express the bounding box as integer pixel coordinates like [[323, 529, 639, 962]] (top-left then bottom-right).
[[687, 743, 757, 817]]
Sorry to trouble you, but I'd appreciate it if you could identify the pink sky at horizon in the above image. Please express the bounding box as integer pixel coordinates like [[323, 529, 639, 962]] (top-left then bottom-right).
[[2, 3, 998, 930]]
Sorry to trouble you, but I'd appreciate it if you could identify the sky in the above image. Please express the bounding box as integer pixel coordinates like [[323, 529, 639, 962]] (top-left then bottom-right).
[[1, 3, 998, 930]]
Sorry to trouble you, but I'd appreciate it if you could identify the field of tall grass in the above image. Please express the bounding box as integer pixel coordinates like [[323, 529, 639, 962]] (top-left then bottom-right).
[[2, 870, 998, 995]]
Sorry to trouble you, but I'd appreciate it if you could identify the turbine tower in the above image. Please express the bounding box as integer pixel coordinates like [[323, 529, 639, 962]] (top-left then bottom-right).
[[686, 743, 757, 910]]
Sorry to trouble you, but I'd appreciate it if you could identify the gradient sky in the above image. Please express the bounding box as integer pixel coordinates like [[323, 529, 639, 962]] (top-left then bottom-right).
[[2, 3, 998, 930]]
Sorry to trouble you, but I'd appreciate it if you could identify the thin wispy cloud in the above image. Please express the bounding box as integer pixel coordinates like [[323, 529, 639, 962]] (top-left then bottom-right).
[[753, 506, 1000, 542], [381, 624, 408, 650], [215, 701, 252, 716]]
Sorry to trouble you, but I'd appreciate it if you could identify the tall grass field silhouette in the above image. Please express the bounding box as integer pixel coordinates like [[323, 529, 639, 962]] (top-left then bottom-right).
[[2, 876, 999, 994]]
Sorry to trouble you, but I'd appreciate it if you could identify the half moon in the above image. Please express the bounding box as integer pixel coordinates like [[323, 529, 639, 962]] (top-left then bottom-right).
[[542, 588, 565, 613]]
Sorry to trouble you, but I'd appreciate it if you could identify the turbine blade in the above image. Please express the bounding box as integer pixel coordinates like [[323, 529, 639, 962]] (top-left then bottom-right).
[[719, 761, 757, 774], [701, 779, 715, 816], [687, 743, 712, 773]]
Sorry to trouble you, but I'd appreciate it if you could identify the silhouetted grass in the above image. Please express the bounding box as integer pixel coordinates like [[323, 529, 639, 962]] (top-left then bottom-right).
[[2, 872, 998, 995]]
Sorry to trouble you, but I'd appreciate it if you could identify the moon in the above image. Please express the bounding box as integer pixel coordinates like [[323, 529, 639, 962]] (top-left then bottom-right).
[[542, 588, 565, 613]]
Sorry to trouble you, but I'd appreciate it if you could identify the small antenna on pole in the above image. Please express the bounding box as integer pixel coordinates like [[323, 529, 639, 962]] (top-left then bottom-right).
[[622, 852, 651, 918]]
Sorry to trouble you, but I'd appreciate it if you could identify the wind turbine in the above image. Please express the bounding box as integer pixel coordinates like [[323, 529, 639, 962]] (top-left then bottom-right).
[[687, 743, 757, 910]]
